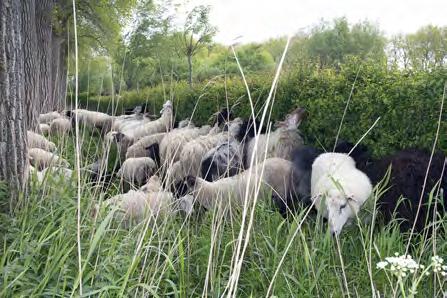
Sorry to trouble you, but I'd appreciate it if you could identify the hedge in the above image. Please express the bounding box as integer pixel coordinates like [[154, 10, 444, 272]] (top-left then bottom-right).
[[73, 59, 447, 156]]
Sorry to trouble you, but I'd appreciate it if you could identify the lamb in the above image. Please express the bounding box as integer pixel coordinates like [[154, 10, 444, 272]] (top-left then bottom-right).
[[104, 175, 175, 225], [311, 152, 373, 235], [244, 107, 306, 168], [27, 131, 56, 152], [49, 117, 72, 135], [117, 157, 157, 188], [28, 148, 70, 171], [180, 157, 304, 212], [38, 111, 61, 124]]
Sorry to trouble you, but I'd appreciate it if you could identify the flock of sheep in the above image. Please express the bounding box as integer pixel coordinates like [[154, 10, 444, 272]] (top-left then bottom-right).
[[27, 100, 446, 236]]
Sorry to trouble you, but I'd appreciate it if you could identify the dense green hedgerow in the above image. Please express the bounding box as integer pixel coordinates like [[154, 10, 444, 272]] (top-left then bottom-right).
[[75, 59, 446, 156]]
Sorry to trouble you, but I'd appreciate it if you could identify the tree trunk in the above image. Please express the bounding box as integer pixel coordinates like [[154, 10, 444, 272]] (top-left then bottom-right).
[[0, 0, 28, 206], [36, 0, 54, 112], [187, 53, 193, 87], [22, 0, 40, 131], [52, 33, 67, 111]]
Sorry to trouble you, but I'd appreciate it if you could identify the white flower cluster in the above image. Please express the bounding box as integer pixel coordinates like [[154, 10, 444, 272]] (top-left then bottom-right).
[[431, 256, 447, 277], [376, 253, 421, 278], [377, 254, 447, 278]]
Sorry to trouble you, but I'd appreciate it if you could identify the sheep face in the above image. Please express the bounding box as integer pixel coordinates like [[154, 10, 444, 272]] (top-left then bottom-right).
[[313, 175, 371, 235]]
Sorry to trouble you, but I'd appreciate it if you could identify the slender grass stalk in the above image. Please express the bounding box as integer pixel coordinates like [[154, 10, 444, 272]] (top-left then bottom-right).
[[71, 0, 83, 296]]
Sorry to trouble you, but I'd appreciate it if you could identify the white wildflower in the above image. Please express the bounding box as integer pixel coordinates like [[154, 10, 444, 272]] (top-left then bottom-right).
[[377, 261, 388, 269]]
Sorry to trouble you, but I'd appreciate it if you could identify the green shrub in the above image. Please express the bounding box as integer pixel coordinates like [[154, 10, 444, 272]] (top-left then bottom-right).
[[78, 60, 447, 156]]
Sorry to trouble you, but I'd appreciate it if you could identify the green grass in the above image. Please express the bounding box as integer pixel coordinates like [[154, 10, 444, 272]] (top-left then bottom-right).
[[1, 130, 446, 297]]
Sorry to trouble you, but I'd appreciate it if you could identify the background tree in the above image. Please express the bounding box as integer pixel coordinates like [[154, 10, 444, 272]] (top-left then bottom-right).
[[21, 0, 40, 130], [0, 0, 28, 205], [178, 5, 217, 87]]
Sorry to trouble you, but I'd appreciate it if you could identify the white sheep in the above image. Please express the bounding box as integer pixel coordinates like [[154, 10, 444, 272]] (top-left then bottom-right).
[[104, 175, 174, 225], [39, 123, 50, 135], [245, 108, 306, 168], [166, 118, 244, 185], [38, 111, 61, 124], [66, 109, 114, 133], [183, 157, 298, 211], [125, 132, 166, 159], [111, 113, 151, 135], [29, 165, 73, 183], [28, 148, 70, 171], [49, 117, 72, 135], [117, 157, 157, 188], [125, 100, 174, 140], [27, 131, 56, 152], [159, 125, 211, 167], [311, 152, 373, 235]]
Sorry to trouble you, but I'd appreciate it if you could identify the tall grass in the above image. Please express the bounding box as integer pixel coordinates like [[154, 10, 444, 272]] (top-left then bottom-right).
[[1, 5, 446, 296]]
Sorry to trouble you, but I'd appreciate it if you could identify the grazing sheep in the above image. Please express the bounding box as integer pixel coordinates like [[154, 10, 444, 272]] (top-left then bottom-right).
[[181, 157, 303, 212], [126, 100, 174, 140], [104, 131, 135, 162], [159, 125, 212, 167], [38, 111, 61, 124], [82, 160, 114, 189], [29, 166, 73, 183], [111, 113, 152, 135], [200, 118, 264, 182], [244, 107, 306, 168], [104, 175, 174, 225], [28, 148, 70, 171], [311, 152, 373, 235], [166, 118, 244, 187], [65, 109, 114, 134], [124, 103, 150, 115], [126, 133, 167, 160], [39, 123, 50, 135], [117, 157, 157, 188], [334, 141, 447, 233], [27, 131, 56, 152], [49, 117, 72, 135], [200, 139, 243, 182], [273, 146, 322, 216], [176, 118, 194, 129]]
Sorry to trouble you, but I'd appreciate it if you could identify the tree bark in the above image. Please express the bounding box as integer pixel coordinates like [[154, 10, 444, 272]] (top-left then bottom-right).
[[52, 33, 67, 111], [0, 0, 28, 205], [36, 0, 54, 112], [22, 0, 40, 130]]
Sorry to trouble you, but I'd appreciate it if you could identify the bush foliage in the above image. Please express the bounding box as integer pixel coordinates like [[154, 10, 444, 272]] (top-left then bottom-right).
[[76, 59, 447, 156]]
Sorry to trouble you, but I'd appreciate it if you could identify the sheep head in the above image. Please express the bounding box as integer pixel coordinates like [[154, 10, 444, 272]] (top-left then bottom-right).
[[276, 107, 307, 130], [313, 173, 372, 235], [160, 100, 173, 114]]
